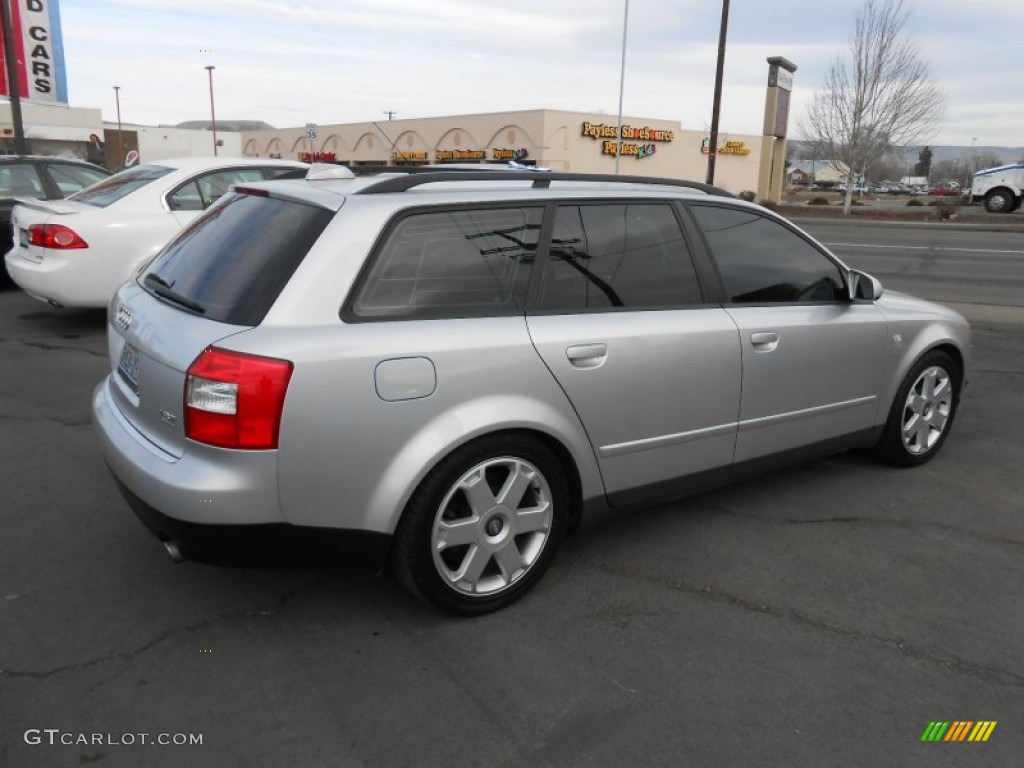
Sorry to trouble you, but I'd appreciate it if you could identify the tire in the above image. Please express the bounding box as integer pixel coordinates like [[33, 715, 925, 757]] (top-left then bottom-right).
[[873, 350, 960, 467], [392, 434, 569, 615], [984, 188, 1014, 213]]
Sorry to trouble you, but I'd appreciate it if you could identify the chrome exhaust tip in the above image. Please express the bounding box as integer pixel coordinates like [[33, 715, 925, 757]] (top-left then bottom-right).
[[162, 539, 185, 563]]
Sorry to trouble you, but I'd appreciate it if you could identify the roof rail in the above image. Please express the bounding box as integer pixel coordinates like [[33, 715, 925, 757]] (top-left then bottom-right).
[[353, 170, 735, 197]]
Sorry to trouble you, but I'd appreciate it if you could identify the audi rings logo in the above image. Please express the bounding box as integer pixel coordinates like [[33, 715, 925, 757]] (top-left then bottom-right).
[[115, 305, 133, 331]]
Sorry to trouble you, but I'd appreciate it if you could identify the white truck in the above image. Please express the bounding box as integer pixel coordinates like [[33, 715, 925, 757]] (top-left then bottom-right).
[[971, 164, 1024, 213]]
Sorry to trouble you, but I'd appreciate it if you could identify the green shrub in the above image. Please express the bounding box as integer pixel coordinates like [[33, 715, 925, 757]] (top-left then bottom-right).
[[932, 200, 958, 220], [808, 197, 831, 206], [906, 198, 924, 206]]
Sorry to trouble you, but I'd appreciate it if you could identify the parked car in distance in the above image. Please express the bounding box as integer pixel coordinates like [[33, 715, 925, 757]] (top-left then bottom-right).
[[4, 156, 307, 307], [0, 155, 111, 286], [92, 167, 970, 615]]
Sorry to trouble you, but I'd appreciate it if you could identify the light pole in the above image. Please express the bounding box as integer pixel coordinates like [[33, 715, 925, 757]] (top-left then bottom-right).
[[205, 65, 218, 156], [706, 0, 731, 185], [1, 0, 27, 153], [614, 0, 629, 175], [113, 86, 124, 167]]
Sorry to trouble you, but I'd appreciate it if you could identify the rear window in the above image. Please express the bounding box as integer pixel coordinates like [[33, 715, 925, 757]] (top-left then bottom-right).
[[141, 192, 333, 325], [70, 164, 172, 207]]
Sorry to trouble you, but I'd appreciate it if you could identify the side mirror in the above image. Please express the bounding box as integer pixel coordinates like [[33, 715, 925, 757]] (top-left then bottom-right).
[[848, 269, 883, 301]]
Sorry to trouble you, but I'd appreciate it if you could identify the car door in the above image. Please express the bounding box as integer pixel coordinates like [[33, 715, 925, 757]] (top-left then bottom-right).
[[687, 203, 888, 467], [526, 201, 741, 506]]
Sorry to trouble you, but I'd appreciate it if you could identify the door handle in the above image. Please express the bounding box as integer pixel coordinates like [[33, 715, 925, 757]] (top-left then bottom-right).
[[566, 343, 608, 369], [750, 331, 779, 352]]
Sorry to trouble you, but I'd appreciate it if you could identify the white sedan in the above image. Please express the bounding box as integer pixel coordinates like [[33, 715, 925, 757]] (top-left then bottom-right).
[[4, 156, 307, 308]]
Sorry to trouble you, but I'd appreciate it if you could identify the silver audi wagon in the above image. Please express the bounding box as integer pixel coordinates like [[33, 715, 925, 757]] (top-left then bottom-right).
[[93, 167, 970, 614]]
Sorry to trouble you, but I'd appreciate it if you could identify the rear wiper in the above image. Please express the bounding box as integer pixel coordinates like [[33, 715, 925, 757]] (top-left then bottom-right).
[[143, 273, 206, 314]]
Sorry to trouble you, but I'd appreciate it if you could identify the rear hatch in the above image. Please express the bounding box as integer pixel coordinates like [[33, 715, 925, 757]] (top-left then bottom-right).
[[106, 189, 335, 457]]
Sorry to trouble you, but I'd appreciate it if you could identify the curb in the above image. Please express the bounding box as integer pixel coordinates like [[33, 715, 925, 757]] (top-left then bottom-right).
[[784, 215, 1024, 234]]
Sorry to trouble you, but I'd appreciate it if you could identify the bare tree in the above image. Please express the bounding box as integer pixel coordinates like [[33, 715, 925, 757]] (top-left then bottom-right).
[[802, 0, 943, 213]]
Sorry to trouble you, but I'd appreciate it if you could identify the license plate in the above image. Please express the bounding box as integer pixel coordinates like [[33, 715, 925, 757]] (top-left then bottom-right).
[[117, 342, 141, 392]]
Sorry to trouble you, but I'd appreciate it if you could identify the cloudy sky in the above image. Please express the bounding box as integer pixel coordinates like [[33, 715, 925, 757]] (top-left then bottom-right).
[[58, 0, 1022, 147]]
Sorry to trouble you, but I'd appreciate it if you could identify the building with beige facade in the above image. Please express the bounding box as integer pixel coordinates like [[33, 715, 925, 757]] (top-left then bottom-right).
[[240, 109, 762, 194]]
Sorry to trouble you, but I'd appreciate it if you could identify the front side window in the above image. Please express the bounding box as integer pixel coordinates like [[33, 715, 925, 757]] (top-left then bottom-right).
[[70, 164, 173, 207], [351, 207, 542, 319], [690, 205, 846, 303], [537, 203, 703, 311]]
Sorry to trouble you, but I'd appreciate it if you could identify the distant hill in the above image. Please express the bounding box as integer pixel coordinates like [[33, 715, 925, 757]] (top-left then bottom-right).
[[171, 119, 276, 132]]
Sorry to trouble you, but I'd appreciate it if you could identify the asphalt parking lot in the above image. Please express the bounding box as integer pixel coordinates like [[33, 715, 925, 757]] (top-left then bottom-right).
[[2, 220, 1023, 767]]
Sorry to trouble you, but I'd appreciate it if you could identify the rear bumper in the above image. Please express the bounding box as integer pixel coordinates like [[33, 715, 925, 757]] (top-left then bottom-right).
[[116, 478, 391, 570], [4, 246, 119, 307], [95, 376, 391, 570]]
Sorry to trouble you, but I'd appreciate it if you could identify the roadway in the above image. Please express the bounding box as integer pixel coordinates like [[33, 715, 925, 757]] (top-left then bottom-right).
[[2, 220, 1022, 767]]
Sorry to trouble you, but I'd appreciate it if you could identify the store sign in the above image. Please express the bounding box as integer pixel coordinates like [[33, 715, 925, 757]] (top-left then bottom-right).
[[492, 148, 529, 161], [581, 122, 675, 143], [392, 150, 427, 161], [0, 0, 69, 103], [701, 138, 752, 156], [298, 151, 337, 162], [582, 122, 672, 160], [601, 142, 657, 159], [435, 149, 486, 161]]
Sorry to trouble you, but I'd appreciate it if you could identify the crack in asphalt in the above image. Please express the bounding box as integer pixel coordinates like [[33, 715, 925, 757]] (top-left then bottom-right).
[[713, 507, 1024, 549], [1, 577, 331, 679], [573, 557, 1024, 690], [0, 412, 91, 428], [971, 367, 1024, 377], [0, 337, 107, 359]]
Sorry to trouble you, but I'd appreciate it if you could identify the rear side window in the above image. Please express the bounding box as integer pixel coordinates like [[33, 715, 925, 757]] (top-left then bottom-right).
[[0, 164, 45, 198], [168, 168, 268, 211], [537, 203, 703, 311], [142, 192, 333, 325], [70, 164, 173, 207], [690, 205, 845, 303], [350, 207, 542, 319], [44, 163, 110, 195]]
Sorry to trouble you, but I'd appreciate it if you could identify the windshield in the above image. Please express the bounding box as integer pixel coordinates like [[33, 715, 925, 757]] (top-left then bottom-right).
[[141, 192, 333, 325], [69, 164, 173, 207]]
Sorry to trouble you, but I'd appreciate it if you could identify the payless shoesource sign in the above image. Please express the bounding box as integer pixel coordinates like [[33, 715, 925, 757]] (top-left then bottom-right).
[[0, 0, 69, 103], [581, 122, 674, 160]]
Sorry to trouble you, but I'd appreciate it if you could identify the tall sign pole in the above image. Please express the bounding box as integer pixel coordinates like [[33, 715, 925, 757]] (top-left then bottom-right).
[[705, 0, 730, 185], [758, 56, 797, 203], [0, 0, 27, 153]]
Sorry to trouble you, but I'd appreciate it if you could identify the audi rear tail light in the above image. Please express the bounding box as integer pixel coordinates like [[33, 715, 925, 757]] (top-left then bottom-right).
[[28, 224, 89, 249], [185, 348, 293, 450]]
